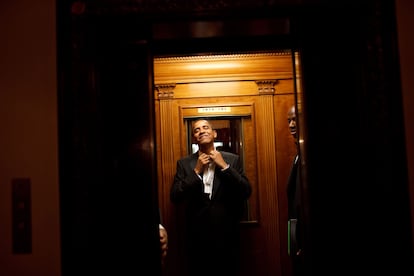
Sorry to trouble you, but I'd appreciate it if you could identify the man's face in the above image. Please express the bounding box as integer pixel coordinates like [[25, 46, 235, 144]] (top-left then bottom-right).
[[287, 107, 297, 139], [192, 120, 217, 146]]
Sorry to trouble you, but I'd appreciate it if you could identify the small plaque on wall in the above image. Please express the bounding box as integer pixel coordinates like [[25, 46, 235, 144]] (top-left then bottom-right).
[[12, 178, 32, 254]]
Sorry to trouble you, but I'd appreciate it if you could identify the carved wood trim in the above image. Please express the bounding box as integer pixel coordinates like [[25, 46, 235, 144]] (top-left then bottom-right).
[[154, 83, 176, 99], [255, 93, 281, 274], [153, 52, 293, 84], [256, 80, 278, 95]]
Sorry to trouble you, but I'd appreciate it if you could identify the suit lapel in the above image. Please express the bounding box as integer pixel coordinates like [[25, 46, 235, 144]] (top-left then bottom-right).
[[211, 152, 230, 199], [189, 152, 198, 171]]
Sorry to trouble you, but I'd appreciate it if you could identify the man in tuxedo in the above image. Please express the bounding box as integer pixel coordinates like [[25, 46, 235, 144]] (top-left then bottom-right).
[[170, 118, 252, 276], [286, 105, 305, 276]]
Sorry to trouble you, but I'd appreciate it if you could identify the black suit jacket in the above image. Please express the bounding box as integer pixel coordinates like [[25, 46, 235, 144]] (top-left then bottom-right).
[[287, 154, 305, 261], [170, 150, 252, 255]]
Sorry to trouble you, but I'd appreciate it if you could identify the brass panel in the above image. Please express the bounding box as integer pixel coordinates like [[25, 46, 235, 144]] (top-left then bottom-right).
[[181, 104, 253, 118]]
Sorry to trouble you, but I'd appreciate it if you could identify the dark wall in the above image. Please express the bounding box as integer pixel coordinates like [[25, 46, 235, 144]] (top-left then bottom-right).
[[58, 5, 161, 275], [297, 2, 413, 275]]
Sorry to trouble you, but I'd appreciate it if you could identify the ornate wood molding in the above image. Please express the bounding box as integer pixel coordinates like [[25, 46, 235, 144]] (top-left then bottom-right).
[[154, 52, 293, 84], [155, 83, 176, 99], [256, 80, 278, 95]]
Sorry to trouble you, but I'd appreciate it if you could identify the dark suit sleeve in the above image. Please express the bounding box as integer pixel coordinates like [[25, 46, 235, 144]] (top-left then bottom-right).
[[170, 158, 203, 203], [220, 153, 252, 200]]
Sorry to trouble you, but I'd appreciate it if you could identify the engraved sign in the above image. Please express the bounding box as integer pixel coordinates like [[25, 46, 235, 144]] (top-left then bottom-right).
[[197, 107, 231, 113]]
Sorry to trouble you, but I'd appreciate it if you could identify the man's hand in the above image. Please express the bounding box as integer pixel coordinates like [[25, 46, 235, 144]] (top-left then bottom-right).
[[208, 150, 228, 169], [159, 225, 168, 264], [194, 152, 210, 175]]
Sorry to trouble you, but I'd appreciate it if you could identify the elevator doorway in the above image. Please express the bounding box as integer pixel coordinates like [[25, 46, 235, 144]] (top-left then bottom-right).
[[154, 51, 303, 276]]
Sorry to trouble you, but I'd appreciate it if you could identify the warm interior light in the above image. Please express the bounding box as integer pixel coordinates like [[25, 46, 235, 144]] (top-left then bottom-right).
[[186, 62, 242, 70]]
